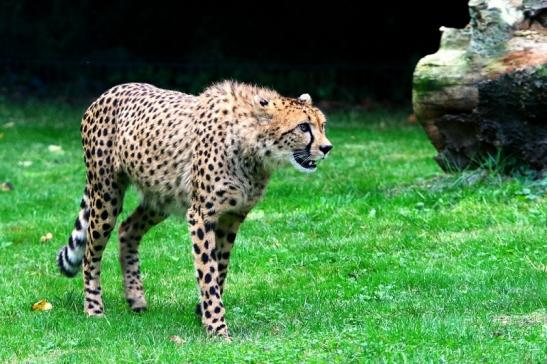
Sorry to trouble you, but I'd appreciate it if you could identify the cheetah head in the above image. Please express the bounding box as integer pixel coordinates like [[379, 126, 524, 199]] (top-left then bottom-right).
[[255, 93, 333, 173]]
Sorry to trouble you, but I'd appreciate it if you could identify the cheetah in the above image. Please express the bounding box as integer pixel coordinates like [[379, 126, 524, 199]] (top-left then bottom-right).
[[56, 81, 332, 337]]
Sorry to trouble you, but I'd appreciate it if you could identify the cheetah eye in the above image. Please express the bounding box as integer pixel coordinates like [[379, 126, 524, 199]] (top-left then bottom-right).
[[298, 123, 310, 132]]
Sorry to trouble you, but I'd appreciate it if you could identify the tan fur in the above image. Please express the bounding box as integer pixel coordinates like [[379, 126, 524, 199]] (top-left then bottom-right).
[[56, 80, 332, 337]]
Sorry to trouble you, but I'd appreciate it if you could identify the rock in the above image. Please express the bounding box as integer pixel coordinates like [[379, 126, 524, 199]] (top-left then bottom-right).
[[412, 0, 547, 174]]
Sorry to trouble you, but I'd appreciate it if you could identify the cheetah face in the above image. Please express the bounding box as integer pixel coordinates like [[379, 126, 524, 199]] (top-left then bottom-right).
[[258, 94, 333, 173], [289, 120, 330, 173]]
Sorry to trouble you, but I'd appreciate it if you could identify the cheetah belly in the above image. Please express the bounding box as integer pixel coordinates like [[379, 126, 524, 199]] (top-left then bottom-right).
[[114, 123, 195, 215]]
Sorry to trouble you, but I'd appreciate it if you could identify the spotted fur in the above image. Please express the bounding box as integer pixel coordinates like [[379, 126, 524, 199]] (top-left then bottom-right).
[[56, 80, 332, 337]]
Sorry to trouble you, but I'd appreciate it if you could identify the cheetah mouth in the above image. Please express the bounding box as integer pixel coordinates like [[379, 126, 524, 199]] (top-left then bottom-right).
[[290, 150, 317, 173]]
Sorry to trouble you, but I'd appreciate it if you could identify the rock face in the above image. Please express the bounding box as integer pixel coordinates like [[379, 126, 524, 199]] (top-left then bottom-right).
[[413, 0, 547, 174]]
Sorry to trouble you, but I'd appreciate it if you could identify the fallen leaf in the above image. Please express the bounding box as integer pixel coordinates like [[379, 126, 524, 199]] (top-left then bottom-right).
[[169, 335, 186, 345], [0, 241, 13, 249], [18, 160, 33, 167], [246, 210, 265, 221], [525, 256, 547, 272], [40, 232, 53, 243], [48, 145, 64, 154], [32, 299, 53, 311], [493, 309, 546, 326], [0, 182, 13, 192]]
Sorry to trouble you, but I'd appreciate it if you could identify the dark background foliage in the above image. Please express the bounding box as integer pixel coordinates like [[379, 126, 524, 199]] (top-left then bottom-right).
[[0, 1, 469, 105]]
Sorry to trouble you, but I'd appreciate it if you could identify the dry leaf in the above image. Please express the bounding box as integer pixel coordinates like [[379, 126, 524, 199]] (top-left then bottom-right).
[[40, 232, 53, 243], [32, 299, 53, 311], [493, 310, 546, 326], [525, 256, 547, 272], [48, 145, 64, 153], [18, 160, 33, 167], [246, 210, 265, 221], [0, 132, 4, 140], [0, 182, 13, 192], [169, 335, 186, 345]]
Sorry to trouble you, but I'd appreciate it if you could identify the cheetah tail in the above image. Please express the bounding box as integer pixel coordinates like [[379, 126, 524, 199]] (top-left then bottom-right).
[[57, 192, 90, 277]]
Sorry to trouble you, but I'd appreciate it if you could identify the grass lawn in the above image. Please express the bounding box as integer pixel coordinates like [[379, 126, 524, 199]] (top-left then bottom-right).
[[0, 101, 545, 363]]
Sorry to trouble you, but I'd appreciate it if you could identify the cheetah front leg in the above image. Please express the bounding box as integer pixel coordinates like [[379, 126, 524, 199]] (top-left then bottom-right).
[[215, 213, 244, 296], [195, 213, 243, 317], [187, 206, 228, 337]]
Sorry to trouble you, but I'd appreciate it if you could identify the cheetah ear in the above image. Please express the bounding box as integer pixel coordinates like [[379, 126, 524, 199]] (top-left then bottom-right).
[[253, 95, 274, 123], [298, 93, 312, 105], [254, 95, 269, 107]]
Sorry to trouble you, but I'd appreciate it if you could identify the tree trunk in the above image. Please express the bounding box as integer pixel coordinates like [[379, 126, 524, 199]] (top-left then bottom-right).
[[412, 0, 547, 174]]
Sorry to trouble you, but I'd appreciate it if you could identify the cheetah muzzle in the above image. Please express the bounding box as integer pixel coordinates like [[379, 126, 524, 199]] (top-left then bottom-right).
[[291, 149, 318, 171], [56, 80, 332, 339]]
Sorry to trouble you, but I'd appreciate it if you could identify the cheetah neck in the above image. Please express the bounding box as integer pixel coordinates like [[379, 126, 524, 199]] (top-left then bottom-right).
[[226, 120, 274, 179], [200, 81, 281, 176]]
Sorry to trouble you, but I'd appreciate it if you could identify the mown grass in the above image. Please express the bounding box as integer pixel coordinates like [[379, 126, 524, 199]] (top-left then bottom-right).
[[0, 102, 545, 363]]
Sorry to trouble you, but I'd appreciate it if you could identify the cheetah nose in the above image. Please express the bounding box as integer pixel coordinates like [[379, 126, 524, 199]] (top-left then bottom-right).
[[319, 144, 333, 155]]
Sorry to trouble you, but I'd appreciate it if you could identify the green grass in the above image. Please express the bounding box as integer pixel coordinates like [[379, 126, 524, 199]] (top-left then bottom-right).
[[0, 102, 545, 363]]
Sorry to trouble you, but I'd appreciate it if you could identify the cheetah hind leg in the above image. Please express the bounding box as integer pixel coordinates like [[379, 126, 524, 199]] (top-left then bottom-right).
[[83, 186, 125, 316], [118, 203, 167, 312]]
